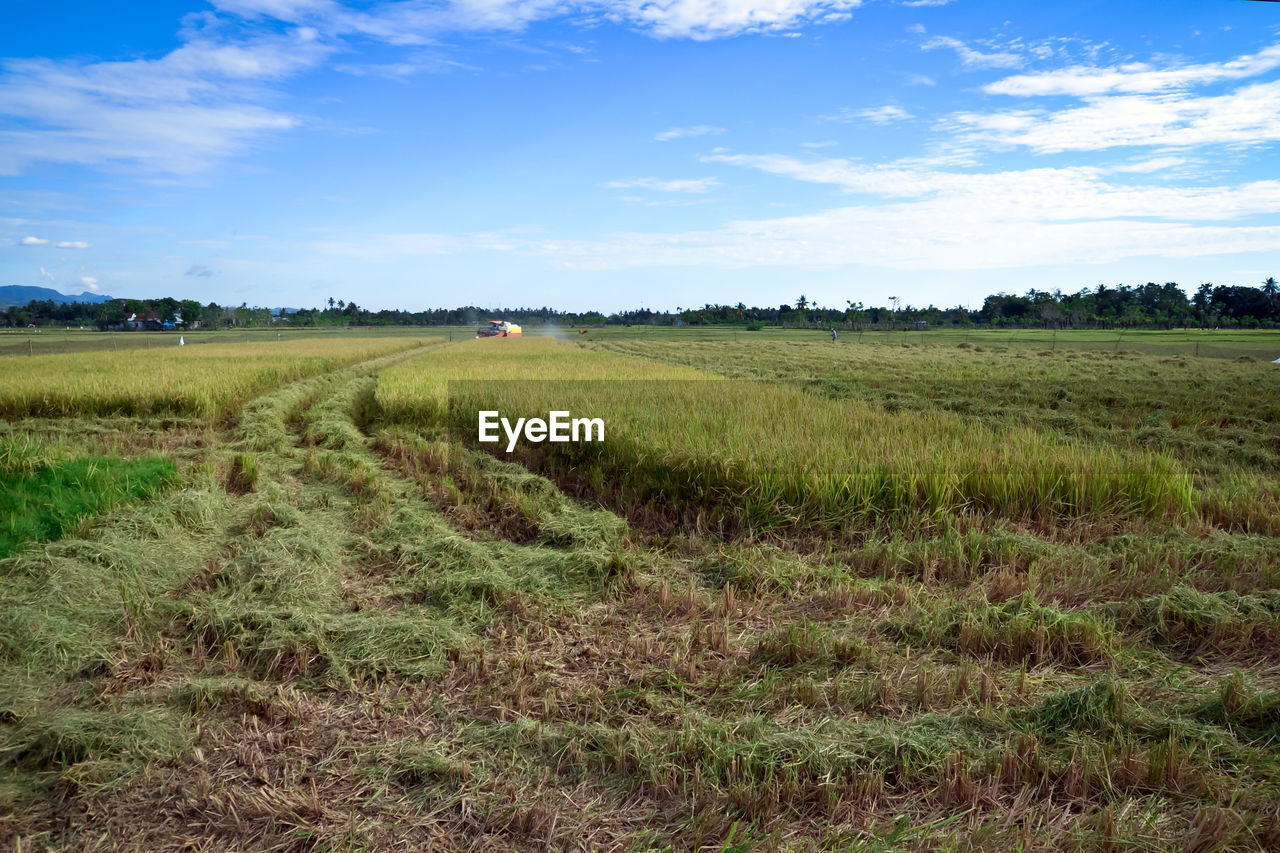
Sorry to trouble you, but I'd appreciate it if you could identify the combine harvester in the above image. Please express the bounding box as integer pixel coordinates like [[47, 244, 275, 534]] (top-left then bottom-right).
[[476, 319, 523, 338]]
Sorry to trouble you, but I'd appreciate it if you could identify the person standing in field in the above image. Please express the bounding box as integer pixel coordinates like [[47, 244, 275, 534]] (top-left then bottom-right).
[[831, 328, 837, 343]]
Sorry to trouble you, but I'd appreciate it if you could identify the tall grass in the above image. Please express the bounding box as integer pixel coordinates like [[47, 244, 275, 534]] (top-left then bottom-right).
[[378, 339, 1194, 533], [0, 337, 434, 421]]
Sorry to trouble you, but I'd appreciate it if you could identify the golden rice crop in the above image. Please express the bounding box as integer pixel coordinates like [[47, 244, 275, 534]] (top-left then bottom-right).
[[0, 337, 434, 421], [380, 339, 1195, 529], [375, 337, 707, 424]]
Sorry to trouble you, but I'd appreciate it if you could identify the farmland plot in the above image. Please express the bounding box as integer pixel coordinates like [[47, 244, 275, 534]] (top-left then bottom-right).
[[382, 338, 1194, 533], [0, 337, 431, 421], [2, 334, 1279, 851]]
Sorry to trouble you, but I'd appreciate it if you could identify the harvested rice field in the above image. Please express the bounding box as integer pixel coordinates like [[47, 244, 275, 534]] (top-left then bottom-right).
[[3, 331, 1280, 851]]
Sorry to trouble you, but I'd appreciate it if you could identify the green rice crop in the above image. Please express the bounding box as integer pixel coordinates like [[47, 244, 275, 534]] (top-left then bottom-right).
[[379, 339, 1194, 532], [593, 339, 1280, 481]]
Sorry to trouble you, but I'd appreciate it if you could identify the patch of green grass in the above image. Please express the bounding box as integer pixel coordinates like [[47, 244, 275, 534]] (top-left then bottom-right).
[[1108, 585, 1280, 655], [0, 706, 188, 774], [0, 454, 177, 557], [1022, 678, 1127, 740]]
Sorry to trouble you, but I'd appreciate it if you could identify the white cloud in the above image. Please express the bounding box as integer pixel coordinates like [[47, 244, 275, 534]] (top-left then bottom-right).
[[605, 177, 720, 193], [705, 152, 1280, 221], [0, 26, 325, 175], [212, 0, 337, 19], [314, 216, 1280, 271], [16, 235, 88, 248], [308, 153, 1280, 272], [39, 266, 53, 280], [1109, 156, 1187, 174], [81, 276, 99, 291], [307, 164, 1280, 270], [922, 35, 1023, 70], [611, 0, 863, 40], [0, 0, 875, 177], [214, 0, 867, 41], [949, 81, 1280, 153], [654, 124, 724, 142], [945, 40, 1280, 156], [333, 51, 480, 78], [855, 104, 913, 124], [819, 105, 914, 123], [520, 213, 1280, 272], [985, 42, 1280, 97]]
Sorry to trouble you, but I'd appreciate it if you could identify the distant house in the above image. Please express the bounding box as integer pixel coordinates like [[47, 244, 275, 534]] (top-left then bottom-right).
[[123, 312, 185, 330], [126, 313, 163, 331]]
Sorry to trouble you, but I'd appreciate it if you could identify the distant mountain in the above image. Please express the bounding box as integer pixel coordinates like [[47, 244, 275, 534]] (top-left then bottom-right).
[[0, 285, 115, 306]]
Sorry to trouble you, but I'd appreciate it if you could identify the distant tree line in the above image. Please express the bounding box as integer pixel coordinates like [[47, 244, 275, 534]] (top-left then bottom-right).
[[3, 279, 1278, 330]]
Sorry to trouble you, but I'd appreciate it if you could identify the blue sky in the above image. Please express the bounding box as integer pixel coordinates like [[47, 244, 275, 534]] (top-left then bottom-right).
[[3, 0, 1280, 312]]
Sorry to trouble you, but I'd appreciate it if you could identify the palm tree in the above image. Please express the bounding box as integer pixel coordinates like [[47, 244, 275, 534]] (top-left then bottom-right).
[[327, 297, 335, 310]]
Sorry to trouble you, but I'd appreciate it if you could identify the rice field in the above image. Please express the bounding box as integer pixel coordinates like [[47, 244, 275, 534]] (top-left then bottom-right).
[[3, 331, 1280, 851], [592, 338, 1280, 474], [379, 338, 1194, 532], [375, 337, 707, 424], [0, 337, 436, 421]]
